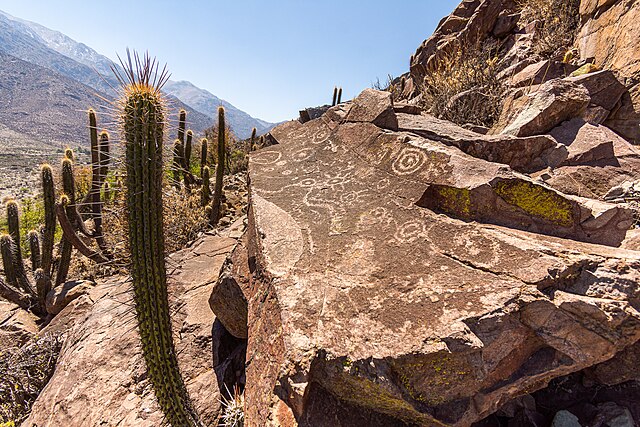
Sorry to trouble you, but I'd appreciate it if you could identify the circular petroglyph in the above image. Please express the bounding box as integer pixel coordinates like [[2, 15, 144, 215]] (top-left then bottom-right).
[[312, 128, 330, 144], [376, 178, 390, 190], [392, 147, 427, 175], [292, 148, 314, 162], [252, 150, 282, 165], [299, 178, 317, 188], [394, 220, 427, 243]]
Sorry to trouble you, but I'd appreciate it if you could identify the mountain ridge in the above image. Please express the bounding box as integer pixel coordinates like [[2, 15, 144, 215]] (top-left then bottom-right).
[[0, 8, 274, 138]]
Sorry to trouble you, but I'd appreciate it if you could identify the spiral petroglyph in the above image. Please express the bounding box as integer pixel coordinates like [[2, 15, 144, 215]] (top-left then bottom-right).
[[391, 147, 427, 175]]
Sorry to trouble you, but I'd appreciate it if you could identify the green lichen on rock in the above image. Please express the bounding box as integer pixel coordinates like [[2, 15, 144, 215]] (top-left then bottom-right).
[[434, 185, 471, 218], [494, 180, 574, 227]]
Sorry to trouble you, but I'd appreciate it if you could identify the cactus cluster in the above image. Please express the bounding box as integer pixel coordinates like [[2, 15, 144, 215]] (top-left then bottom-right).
[[332, 86, 343, 106], [0, 110, 113, 314]]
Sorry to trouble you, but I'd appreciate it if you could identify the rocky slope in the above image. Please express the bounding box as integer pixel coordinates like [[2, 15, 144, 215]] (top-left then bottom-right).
[[2, 0, 640, 426]]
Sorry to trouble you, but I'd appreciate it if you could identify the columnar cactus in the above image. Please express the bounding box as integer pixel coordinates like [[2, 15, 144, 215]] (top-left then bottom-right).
[[200, 138, 208, 177], [332, 86, 338, 106], [28, 230, 41, 271], [201, 166, 211, 207], [172, 139, 183, 188], [0, 234, 18, 289], [178, 109, 187, 144], [6, 201, 31, 293], [250, 127, 257, 152], [40, 164, 56, 278], [56, 158, 76, 286], [210, 107, 226, 225], [337, 87, 343, 104], [113, 51, 201, 426], [185, 130, 193, 168]]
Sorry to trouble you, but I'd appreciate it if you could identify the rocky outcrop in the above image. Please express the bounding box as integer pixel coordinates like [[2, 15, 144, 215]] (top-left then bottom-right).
[[243, 90, 640, 426], [491, 79, 590, 137], [22, 228, 240, 427], [0, 300, 38, 348]]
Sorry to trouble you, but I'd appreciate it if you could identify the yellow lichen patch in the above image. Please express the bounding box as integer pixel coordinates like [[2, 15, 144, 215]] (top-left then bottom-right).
[[434, 186, 471, 218], [570, 63, 600, 77], [494, 180, 574, 227]]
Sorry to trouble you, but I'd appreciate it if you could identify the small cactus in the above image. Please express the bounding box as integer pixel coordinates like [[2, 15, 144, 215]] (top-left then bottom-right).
[[332, 86, 338, 106], [210, 107, 226, 226], [64, 148, 74, 161], [172, 139, 183, 188], [178, 109, 187, 143], [337, 87, 343, 104]]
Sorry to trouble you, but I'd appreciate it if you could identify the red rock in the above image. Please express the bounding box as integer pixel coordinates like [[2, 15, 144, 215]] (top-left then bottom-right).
[[344, 88, 398, 131]]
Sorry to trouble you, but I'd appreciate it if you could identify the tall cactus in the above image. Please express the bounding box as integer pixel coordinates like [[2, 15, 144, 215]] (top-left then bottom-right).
[[201, 166, 211, 207], [200, 138, 208, 177], [40, 164, 56, 278], [249, 127, 256, 153], [28, 230, 41, 271], [185, 130, 193, 169], [210, 107, 226, 226], [172, 139, 183, 188], [56, 158, 76, 286], [6, 200, 31, 293], [332, 86, 338, 106], [0, 234, 18, 289], [113, 51, 201, 426], [178, 109, 187, 144], [337, 87, 343, 104]]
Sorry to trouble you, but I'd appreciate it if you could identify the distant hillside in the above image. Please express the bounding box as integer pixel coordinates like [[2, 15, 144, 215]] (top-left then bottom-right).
[[164, 80, 276, 138], [0, 9, 274, 139]]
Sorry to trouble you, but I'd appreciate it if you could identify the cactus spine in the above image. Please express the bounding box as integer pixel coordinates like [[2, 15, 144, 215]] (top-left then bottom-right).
[[40, 164, 56, 278], [115, 52, 201, 426], [210, 107, 226, 225]]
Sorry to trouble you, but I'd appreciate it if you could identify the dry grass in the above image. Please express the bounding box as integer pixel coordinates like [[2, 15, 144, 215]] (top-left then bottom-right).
[[0, 333, 62, 424], [517, 0, 581, 59], [419, 40, 505, 128]]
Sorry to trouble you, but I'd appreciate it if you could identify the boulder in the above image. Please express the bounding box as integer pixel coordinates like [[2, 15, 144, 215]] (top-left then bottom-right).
[[492, 79, 591, 137], [45, 279, 95, 315], [410, 0, 510, 83], [492, 10, 520, 37], [23, 231, 239, 427], [299, 105, 331, 124], [344, 88, 398, 131], [540, 119, 640, 197], [0, 300, 38, 348], [551, 410, 581, 427], [209, 233, 250, 339], [565, 70, 626, 112], [244, 111, 640, 427], [508, 61, 575, 88], [577, 0, 640, 142], [398, 113, 564, 173]]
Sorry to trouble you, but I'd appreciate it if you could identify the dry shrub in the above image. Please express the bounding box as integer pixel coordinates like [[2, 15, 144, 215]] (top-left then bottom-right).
[[517, 0, 581, 59], [0, 333, 62, 424], [419, 40, 505, 128]]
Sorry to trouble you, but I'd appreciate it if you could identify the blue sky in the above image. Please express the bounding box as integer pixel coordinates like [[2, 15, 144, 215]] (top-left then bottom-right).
[[0, 1, 459, 122]]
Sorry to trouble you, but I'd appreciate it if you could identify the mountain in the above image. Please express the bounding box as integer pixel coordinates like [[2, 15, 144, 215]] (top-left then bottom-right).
[[0, 9, 274, 138], [163, 80, 276, 138]]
